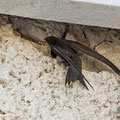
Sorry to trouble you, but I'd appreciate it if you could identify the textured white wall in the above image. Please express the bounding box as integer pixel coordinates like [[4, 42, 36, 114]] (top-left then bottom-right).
[[0, 0, 120, 29], [0, 24, 119, 120]]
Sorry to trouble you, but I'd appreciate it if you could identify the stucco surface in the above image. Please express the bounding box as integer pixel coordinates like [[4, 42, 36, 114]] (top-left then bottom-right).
[[0, 25, 120, 120]]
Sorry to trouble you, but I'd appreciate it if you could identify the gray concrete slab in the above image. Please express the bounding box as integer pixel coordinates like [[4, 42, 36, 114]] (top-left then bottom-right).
[[0, 0, 120, 29]]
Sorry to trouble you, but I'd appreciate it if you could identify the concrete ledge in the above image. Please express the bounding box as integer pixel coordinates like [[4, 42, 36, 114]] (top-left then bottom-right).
[[0, 0, 120, 29]]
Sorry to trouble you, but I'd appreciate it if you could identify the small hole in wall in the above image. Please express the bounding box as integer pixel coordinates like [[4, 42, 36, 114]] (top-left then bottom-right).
[[0, 110, 6, 115], [108, 40, 113, 43], [29, 81, 31, 85], [45, 69, 48, 73], [26, 100, 30, 104], [26, 57, 29, 60], [2, 58, 5, 63], [5, 40, 8, 42], [39, 72, 43, 77], [17, 78, 21, 82]]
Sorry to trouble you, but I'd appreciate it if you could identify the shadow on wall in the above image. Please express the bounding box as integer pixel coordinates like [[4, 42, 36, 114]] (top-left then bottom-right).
[[1, 14, 120, 73]]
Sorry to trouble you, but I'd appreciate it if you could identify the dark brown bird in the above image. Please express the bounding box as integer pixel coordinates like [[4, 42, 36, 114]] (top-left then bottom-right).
[[45, 36, 120, 90]]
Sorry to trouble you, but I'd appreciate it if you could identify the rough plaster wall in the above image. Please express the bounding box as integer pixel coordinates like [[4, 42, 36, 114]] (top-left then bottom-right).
[[8, 15, 120, 73], [0, 24, 120, 120]]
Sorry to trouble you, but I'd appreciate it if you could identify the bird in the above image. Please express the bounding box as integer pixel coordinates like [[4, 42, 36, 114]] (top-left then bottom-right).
[[9, 17, 120, 90], [45, 36, 120, 90]]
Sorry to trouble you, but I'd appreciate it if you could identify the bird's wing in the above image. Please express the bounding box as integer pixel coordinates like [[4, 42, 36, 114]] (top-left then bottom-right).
[[69, 40, 120, 75], [49, 42, 93, 90], [66, 57, 89, 90]]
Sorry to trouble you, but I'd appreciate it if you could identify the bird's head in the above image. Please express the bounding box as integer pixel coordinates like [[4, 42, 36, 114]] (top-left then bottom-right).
[[44, 36, 59, 45]]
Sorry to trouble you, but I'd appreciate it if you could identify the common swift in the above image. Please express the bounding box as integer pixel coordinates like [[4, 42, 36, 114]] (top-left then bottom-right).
[[45, 36, 120, 90]]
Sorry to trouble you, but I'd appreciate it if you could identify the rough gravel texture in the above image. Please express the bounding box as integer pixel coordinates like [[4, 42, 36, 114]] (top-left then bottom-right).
[[0, 25, 120, 120]]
